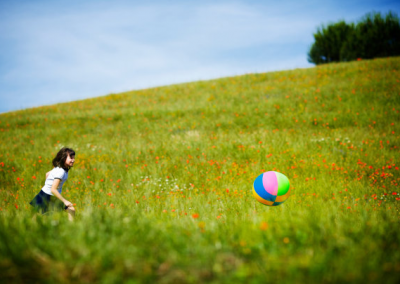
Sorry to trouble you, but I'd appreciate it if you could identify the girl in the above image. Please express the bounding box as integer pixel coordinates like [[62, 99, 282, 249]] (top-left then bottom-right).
[[30, 147, 76, 221]]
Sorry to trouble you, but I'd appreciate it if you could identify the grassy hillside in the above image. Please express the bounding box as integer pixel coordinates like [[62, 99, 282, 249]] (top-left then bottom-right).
[[1, 57, 400, 283]]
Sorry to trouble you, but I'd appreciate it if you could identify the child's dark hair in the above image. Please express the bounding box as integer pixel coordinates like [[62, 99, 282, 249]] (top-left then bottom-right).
[[52, 147, 75, 171]]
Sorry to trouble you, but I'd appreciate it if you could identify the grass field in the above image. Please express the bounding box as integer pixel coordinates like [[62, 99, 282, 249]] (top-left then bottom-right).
[[1, 57, 400, 283]]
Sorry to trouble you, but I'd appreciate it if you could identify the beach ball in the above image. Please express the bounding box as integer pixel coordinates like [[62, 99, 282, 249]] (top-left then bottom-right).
[[253, 171, 290, 206]]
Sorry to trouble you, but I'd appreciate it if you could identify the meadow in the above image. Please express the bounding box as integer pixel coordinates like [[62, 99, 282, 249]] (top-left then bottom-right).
[[0, 57, 399, 283]]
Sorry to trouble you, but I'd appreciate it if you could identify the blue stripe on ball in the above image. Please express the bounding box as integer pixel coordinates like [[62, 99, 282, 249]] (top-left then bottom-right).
[[253, 173, 276, 202]]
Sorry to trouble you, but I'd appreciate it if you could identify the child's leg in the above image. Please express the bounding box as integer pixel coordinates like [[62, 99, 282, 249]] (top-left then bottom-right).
[[66, 206, 75, 221]]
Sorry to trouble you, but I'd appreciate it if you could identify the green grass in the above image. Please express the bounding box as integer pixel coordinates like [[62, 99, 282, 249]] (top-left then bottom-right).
[[1, 57, 400, 283]]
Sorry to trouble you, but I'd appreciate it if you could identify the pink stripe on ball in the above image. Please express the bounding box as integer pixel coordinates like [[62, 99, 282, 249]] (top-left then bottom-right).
[[262, 171, 278, 195]]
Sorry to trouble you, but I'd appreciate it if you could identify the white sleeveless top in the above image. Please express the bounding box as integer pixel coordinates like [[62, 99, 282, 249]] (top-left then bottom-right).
[[41, 167, 68, 195]]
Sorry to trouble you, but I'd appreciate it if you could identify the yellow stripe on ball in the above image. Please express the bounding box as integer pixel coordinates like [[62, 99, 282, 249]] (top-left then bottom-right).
[[253, 188, 275, 206], [275, 188, 291, 202]]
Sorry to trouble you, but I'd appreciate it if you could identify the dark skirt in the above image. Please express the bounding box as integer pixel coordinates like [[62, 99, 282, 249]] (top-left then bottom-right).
[[30, 190, 68, 214]]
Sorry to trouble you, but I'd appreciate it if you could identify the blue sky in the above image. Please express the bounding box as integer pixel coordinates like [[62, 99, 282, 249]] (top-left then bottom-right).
[[1, 0, 399, 113]]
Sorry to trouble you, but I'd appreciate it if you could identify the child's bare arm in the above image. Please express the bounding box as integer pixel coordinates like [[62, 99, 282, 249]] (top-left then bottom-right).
[[50, 179, 72, 207]]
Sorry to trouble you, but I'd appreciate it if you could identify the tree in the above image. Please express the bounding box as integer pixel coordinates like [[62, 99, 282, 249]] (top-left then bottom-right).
[[308, 21, 352, 64], [341, 11, 400, 61], [308, 11, 400, 65]]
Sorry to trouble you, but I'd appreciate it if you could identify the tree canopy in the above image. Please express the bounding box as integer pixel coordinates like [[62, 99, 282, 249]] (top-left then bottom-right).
[[308, 11, 400, 65]]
